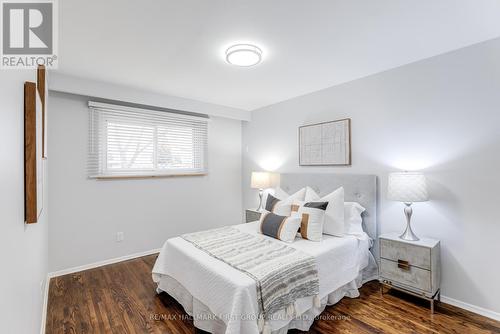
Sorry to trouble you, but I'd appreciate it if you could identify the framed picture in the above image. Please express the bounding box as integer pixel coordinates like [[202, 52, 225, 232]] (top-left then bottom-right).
[[299, 118, 351, 166], [24, 81, 44, 224]]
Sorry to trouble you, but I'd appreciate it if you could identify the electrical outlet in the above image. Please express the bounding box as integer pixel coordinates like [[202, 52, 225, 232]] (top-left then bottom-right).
[[116, 232, 124, 242]]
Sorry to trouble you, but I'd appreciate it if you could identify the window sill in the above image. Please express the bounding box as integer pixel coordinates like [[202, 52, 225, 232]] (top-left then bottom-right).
[[91, 173, 207, 180]]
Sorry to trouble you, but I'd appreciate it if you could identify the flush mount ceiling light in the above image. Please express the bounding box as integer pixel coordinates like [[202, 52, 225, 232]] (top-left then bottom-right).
[[225, 44, 263, 67]]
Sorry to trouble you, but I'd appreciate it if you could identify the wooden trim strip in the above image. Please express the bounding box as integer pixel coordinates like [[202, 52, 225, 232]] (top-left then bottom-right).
[[24, 82, 38, 224]]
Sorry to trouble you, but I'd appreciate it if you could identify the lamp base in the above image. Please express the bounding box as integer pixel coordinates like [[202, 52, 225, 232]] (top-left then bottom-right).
[[256, 189, 264, 212], [400, 227, 419, 241], [399, 203, 419, 241]]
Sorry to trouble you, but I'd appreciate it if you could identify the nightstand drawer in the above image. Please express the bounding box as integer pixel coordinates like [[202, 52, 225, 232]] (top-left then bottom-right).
[[380, 258, 431, 292], [381, 238, 431, 270]]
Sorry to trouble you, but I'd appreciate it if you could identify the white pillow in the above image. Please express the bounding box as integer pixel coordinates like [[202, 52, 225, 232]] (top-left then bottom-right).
[[306, 187, 345, 236], [293, 201, 327, 241], [275, 187, 290, 199], [344, 202, 366, 236], [264, 188, 306, 216], [259, 212, 301, 243], [304, 186, 320, 202]]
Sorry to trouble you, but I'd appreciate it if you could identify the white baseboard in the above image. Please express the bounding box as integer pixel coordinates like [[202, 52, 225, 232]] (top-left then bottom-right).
[[441, 295, 500, 321], [47, 248, 161, 278]]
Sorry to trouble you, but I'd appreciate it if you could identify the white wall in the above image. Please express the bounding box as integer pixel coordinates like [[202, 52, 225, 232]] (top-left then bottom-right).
[[0, 72, 49, 333], [48, 92, 242, 272], [243, 38, 500, 315], [49, 73, 251, 121]]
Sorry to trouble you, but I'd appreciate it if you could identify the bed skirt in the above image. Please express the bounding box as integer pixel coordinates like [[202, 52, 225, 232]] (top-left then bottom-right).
[[156, 270, 376, 334]]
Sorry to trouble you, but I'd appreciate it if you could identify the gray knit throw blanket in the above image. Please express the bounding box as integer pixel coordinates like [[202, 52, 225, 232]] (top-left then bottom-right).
[[181, 227, 320, 327]]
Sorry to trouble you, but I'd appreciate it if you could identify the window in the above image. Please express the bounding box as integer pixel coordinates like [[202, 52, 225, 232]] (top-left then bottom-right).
[[88, 102, 208, 178]]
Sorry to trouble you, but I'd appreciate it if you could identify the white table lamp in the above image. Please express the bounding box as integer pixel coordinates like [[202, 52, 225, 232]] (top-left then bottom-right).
[[251, 172, 274, 211], [388, 172, 429, 241]]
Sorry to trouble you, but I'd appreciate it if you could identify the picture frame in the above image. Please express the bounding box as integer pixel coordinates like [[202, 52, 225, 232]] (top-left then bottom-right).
[[299, 118, 351, 166]]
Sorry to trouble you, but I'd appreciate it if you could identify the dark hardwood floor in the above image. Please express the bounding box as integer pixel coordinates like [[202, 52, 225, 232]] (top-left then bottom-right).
[[46, 254, 500, 334]]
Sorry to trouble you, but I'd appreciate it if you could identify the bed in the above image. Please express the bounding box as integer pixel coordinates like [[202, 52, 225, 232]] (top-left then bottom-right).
[[152, 173, 378, 334]]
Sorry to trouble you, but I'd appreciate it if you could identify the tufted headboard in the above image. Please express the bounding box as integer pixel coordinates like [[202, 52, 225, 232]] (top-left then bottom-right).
[[279, 173, 378, 257]]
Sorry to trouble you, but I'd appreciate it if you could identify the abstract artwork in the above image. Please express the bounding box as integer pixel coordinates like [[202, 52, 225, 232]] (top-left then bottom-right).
[[299, 118, 351, 166]]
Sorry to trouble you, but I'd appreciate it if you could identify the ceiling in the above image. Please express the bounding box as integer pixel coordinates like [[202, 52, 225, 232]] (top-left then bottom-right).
[[57, 0, 500, 111]]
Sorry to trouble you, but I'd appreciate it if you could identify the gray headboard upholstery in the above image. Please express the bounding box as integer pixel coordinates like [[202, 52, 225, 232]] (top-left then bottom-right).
[[280, 173, 378, 256]]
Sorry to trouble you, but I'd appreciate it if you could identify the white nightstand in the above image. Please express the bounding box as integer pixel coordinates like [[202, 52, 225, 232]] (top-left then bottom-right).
[[379, 233, 441, 313], [245, 209, 262, 223]]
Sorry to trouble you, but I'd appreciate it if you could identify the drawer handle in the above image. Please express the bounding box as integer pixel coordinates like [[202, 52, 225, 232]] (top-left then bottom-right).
[[397, 259, 410, 271]]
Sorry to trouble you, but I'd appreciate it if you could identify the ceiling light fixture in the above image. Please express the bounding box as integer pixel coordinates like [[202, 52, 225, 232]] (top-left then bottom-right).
[[225, 44, 263, 67]]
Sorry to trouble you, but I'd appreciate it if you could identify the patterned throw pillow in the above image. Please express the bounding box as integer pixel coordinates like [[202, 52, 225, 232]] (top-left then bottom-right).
[[264, 188, 306, 216], [292, 201, 328, 241], [303, 187, 345, 236], [265, 194, 281, 212], [259, 212, 301, 243]]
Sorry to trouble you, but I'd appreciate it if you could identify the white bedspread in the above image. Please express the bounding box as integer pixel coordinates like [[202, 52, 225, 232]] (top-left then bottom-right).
[[152, 222, 373, 334]]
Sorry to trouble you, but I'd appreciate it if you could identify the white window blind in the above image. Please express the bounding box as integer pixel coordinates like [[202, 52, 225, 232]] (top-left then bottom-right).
[[88, 102, 208, 178]]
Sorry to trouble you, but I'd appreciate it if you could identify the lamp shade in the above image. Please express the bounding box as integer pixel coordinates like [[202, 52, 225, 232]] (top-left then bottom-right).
[[388, 172, 429, 203], [251, 172, 272, 189]]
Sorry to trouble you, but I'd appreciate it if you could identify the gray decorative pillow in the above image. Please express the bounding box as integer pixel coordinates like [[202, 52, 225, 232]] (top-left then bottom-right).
[[264, 188, 307, 216], [259, 212, 301, 243], [265, 194, 281, 212]]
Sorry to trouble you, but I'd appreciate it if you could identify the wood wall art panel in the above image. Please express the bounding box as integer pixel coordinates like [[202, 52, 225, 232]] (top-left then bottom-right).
[[24, 81, 44, 224], [24, 82, 38, 224]]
